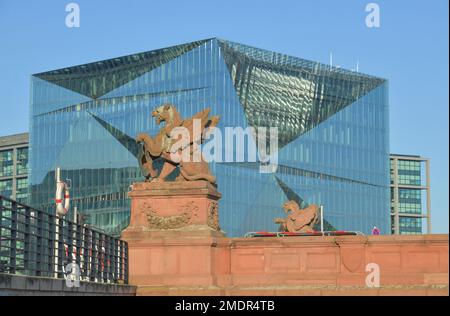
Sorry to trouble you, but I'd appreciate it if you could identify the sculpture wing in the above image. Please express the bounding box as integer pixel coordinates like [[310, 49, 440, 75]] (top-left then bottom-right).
[[181, 108, 220, 144], [291, 205, 318, 230]]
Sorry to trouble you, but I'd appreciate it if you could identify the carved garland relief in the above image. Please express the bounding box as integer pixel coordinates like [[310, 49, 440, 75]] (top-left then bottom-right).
[[138, 201, 200, 230]]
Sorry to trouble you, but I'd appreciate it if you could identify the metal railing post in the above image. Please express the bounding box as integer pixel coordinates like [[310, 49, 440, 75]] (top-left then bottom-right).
[[75, 222, 82, 277], [112, 239, 118, 283], [320, 205, 324, 235], [24, 207, 31, 274], [90, 230, 97, 282], [0, 197, 2, 273], [124, 242, 129, 284], [119, 240, 124, 282], [67, 220, 75, 281], [9, 201, 18, 274], [36, 210, 43, 276], [100, 233, 106, 283], [83, 227, 90, 281], [48, 213, 56, 277], [57, 217, 64, 278]]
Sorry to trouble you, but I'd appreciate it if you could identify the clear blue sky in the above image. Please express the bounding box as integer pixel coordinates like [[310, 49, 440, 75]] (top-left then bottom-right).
[[0, 0, 448, 233]]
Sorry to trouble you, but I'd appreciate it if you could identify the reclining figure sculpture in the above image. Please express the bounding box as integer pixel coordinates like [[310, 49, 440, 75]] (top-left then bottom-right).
[[135, 104, 220, 184], [274, 200, 319, 233]]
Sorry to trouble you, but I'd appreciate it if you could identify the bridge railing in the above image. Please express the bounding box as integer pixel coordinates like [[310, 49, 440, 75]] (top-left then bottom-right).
[[0, 195, 128, 284]]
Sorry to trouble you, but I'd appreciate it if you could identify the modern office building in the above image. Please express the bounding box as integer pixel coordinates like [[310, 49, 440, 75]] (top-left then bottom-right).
[[29, 38, 390, 237], [390, 154, 431, 234], [0, 133, 29, 204]]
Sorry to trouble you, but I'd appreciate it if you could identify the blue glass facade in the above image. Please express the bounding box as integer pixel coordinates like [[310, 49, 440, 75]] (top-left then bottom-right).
[[29, 38, 390, 236]]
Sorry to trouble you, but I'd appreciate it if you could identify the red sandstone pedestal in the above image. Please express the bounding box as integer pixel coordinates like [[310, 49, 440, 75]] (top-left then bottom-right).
[[121, 181, 449, 296], [121, 181, 230, 293]]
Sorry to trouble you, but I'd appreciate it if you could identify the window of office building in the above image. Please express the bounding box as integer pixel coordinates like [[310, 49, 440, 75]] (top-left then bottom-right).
[[398, 189, 422, 214], [16, 148, 29, 176], [397, 160, 421, 186], [399, 217, 422, 234], [0, 179, 13, 198], [0, 150, 13, 177], [16, 178, 28, 203]]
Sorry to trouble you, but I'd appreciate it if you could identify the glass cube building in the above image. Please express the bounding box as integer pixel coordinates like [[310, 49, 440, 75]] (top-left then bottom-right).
[[29, 38, 390, 237]]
